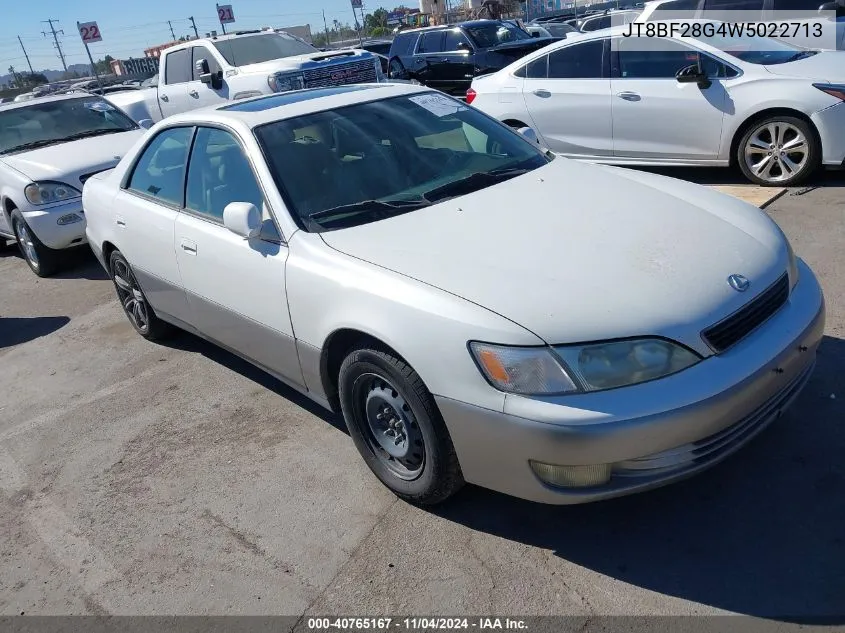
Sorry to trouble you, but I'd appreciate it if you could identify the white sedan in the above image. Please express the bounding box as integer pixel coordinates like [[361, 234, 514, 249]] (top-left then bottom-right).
[[84, 84, 823, 505], [0, 94, 145, 276], [468, 27, 845, 185]]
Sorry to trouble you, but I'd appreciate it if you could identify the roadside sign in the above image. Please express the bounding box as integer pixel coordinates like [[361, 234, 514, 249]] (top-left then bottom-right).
[[217, 4, 236, 24], [78, 21, 103, 43], [351, 0, 363, 7]]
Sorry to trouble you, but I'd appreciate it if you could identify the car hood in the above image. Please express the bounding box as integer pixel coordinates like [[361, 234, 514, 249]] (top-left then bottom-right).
[[764, 50, 845, 81], [238, 50, 371, 74], [0, 131, 144, 186], [320, 160, 788, 354]]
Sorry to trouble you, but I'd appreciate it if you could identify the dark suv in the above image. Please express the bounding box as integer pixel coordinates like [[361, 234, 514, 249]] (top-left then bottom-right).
[[387, 20, 555, 96]]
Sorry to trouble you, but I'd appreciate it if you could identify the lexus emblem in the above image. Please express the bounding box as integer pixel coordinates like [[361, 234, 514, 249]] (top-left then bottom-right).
[[728, 274, 750, 292]]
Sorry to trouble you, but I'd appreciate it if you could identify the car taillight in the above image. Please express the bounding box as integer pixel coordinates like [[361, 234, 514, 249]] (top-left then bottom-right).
[[466, 88, 477, 104], [813, 83, 845, 101]]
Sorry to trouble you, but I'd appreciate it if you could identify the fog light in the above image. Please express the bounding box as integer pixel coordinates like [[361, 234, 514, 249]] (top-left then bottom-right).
[[57, 213, 83, 225], [530, 461, 612, 488]]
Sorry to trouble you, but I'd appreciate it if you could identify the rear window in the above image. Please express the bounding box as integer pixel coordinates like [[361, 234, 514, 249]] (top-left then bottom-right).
[[390, 32, 418, 57]]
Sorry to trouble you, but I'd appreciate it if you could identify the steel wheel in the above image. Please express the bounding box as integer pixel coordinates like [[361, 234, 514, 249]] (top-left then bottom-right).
[[112, 257, 150, 333], [14, 220, 39, 271], [743, 121, 809, 184], [352, 373, 425, 481]]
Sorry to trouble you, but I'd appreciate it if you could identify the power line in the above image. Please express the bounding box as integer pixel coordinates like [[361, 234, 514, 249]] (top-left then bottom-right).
[[41, 18, 67, 71]]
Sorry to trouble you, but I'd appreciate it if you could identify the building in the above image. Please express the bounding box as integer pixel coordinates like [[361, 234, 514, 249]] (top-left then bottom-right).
[[109, 56, 160, 77], [144, 40, 183, 59]]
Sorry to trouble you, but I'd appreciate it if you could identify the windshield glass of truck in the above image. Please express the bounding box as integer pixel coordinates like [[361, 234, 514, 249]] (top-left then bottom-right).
[[255, 93, 551, 232], [465, 22, 531, 47], [213, 33, 317, 66], [0, 97, 137, 155]]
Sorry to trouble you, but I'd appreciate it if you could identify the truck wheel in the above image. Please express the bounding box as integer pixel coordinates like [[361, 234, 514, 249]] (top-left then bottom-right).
[[11, 209, 61, 277], [338, 344, 464, 506]]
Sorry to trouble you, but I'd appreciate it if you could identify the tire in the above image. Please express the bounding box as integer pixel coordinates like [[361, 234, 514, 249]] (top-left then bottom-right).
[[736, 115, 820, 187], [10, 209, 62, 277], [338, 345, 464, 505], [388, 57, 409, 81], [108, 250, 173, 341]]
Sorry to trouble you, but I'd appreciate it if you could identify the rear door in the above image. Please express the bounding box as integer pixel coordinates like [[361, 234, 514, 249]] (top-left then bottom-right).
[[186, 45, 228, 109], [413, 31, 448, 89], [439, 29, 477, 96], [159, 48, 192, 117], [521, 38, 613, 157]]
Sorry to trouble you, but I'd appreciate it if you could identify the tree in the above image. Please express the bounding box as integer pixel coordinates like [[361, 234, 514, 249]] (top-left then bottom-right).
[[364, 7, 389, 31]]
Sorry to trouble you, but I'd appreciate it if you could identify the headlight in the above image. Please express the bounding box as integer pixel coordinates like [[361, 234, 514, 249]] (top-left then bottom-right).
[[267, 71, 305, 93], [24, 181, 82, 205], [555, 339, 700, 392], [469, 343, 578, 395]]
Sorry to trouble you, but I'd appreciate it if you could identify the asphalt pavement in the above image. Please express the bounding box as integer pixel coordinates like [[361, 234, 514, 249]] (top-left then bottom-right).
[[1, 167, 843, 623]]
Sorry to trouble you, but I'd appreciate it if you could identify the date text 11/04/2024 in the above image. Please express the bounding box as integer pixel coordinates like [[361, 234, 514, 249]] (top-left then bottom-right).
[[306, 618, 529, 630]]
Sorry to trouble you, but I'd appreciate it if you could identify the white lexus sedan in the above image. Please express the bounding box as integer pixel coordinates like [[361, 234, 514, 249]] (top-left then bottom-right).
[[83, 84, 824, 505], [468, 27, 845, 185], [0, 94, 145, 276]]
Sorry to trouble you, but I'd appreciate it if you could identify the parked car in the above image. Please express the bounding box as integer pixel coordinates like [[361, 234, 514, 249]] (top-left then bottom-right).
[[13, 93, 36, 103], [84, 84, 824, 505], [105, 28, 383, 125], [356, 39, 394, 56], [468, 27, 845, 185], [526, 22, 580, 39], [636, 0, 845, 50], [0, 94, 144, 276], [573, 9, 642, 31], [387, 20, 556, 96]]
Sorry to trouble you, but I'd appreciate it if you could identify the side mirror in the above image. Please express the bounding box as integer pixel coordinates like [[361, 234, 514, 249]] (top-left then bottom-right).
[[223, 202, 262, 239], [138, 119, 153, 130], [195, 58, 210, 76], [200, 70, 224, 90], [676, 63, 711, 89], [517, 126, 540, 145]]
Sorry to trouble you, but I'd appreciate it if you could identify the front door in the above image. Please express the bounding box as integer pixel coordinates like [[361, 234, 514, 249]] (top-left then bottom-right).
[[439, 29, 477, 96], [173, 126, 303, 385], [412, 30, 448, 90], [186, 45, 229, 109], [158, 48, 192, 118], [610, 37, 729, 160], [521, 38, 614, 157]]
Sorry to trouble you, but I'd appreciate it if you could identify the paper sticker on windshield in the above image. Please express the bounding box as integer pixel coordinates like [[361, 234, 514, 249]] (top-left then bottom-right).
[[84, 100, 114, 112], [409, 93, 466, 117]]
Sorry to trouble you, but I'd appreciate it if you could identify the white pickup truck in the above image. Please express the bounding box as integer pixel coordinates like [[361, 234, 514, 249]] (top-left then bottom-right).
[[108, 29, 384, 124]]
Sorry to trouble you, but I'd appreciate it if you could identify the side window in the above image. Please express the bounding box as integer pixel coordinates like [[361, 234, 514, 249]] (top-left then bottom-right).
[[186, 127, 264, 222], [191, 46, 222, 81], [548, 39, 605, 78], [443, 29, 471, 51], [128, 127, 193, 206], [391, 33, 417, 57], [617, 38, 701, 78], [418, 31, 445, 53], [699, 53, 738, 78], [519, 55, 549, 79], [164, 48, 192, 85]]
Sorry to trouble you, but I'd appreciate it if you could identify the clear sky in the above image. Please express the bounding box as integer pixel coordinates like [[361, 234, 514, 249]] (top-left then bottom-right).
[[0, 0, 385, 73]]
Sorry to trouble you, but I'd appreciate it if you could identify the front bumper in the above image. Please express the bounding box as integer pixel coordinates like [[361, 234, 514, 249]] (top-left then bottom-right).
[[812, 101, 845, 166], [22, 199, 87, 250], [438, 259, 825, 504]]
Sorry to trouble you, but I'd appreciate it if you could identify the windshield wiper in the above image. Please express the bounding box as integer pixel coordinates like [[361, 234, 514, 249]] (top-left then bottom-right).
[[0, 138, 65, 154], [786, 50, 817, 62], [60, 129, 129, 142], [421, 167, 533, 204], [307, 198, 431, 227]]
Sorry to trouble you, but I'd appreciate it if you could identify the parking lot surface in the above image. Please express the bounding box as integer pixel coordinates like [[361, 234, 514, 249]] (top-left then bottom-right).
[[1, 168, 843, 621]]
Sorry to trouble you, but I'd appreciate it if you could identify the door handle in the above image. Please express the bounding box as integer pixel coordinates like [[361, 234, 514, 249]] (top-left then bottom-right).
[[189, 90, 199, 98], [180, 238, 197, 255], [617, 91, 641, 101], [160, 94, 169, 102], [532, 89, 552, 98]]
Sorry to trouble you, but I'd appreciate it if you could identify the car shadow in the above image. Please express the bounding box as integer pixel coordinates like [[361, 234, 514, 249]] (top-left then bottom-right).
[[0, 316, 71, 349], [51, 248, 109, 281], [432, 334, 845, 623], [163, 330, 348, 434]]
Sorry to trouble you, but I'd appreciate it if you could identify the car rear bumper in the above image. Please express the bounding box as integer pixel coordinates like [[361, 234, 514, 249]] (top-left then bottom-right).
[[22, 200, 87, 250], [813, 102, 845, 166], [438, 259, 825, 504]]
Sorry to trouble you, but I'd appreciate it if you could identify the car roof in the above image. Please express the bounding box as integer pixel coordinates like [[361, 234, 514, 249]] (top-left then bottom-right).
[[159, 83, 434, 130], [0, 92, 104, 113], [396, 19, 506, 34]]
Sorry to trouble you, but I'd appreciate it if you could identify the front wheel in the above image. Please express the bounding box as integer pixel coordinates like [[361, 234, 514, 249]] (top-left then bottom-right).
[[338, 345, 464, 505], [11, 209, 61, 277], [109, 250, 172, 341], [736, 116, 820, 186]]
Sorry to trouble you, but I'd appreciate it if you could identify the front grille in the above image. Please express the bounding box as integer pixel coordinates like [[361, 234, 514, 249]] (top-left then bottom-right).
[[615, 361, 814, 477], [702, 273, 790, 353], [303, 58, 377, 89]]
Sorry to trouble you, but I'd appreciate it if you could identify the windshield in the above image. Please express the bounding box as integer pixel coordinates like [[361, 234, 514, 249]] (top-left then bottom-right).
[[692, 31, 812, 64], [466, 22, 532, 47], [255, 93, 551, 232], [0, 97, 137, 155], [213, 33, 317, 66], [546, 23, 579, 36]]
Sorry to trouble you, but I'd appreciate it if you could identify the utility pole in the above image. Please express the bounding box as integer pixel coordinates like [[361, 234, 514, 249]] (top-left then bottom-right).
[[41, 19, 68, 72], [188, 16, 200, 39], [17, 36, 34, 74], [168, 20, 177, 40], [323, 10, 331, 46]]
